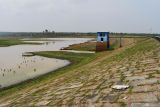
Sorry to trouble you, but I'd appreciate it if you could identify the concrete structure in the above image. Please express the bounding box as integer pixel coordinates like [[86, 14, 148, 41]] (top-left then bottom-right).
[[97, 32, 109, 42], [96, 32, 110, 52]]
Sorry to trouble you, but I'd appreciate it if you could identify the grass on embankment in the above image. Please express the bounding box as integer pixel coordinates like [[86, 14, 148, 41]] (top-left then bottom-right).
[[101, 38, 159, 64], [0, 51, 95, 97], [0, 39, 40, 47], [0, 38, 158, 98]]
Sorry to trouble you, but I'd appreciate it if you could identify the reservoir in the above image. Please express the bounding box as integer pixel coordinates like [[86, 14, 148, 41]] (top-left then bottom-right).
[[0, 38, 92, 88]]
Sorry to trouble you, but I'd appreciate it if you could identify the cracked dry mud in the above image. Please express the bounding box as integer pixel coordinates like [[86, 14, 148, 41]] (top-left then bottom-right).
[[0, 38, 160, 107]]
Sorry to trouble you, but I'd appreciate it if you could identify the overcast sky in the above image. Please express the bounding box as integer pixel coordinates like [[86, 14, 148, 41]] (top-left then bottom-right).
[[0, 0, 160, 33]]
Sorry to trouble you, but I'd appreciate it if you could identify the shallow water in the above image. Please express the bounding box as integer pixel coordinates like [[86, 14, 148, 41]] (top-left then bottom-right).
[[0, 38, 92, 88]]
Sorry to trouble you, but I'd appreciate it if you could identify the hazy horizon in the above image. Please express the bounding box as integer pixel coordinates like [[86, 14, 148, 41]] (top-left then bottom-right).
[[0, 0, 160, 33]]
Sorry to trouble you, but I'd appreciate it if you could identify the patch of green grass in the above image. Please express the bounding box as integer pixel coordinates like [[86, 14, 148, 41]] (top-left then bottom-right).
[[157, 80, 160, 84], [0, 39, 40, 47], [114, 94, 120, 102], [147, 73, 155, 79], [119, 102, 126, 107], [33, 51, 95, 65], [156, 70, 160, 74], [120, 72, 125, 82], [0, 39, 21, 46], [102, 38, 159, 64], [128, 87, 133, 94]]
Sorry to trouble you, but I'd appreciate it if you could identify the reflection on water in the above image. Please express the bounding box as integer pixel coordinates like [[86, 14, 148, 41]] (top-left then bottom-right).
[[0, 38, 92, 88]]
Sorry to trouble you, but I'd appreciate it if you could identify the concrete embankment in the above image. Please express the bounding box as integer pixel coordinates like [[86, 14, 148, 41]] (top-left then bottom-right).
[[0, 38, 160, 107]]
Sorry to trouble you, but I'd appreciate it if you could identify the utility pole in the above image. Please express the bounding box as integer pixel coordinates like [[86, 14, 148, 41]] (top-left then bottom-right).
[[120, 33, 122, 48]]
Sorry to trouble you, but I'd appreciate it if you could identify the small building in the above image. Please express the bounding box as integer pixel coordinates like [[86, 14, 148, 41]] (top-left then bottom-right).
[[97, 32, 109, 42], [96, 32, 110, 52]]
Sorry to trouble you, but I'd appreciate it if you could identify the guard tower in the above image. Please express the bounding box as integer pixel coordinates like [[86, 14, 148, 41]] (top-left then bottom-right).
[[96, 32, 110, 52]]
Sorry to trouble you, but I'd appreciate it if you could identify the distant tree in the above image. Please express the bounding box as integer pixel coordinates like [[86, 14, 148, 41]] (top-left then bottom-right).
[[45, 29, 49, 33]]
